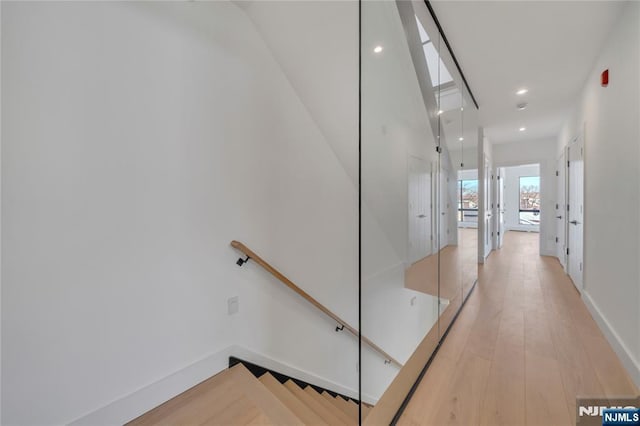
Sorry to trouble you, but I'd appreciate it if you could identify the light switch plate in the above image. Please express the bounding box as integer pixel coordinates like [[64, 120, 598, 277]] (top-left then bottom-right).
[[228, 296, 239, 315]]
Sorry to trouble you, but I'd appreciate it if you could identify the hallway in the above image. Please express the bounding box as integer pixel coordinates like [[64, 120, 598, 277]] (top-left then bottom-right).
[[399, 231, 638, 426]]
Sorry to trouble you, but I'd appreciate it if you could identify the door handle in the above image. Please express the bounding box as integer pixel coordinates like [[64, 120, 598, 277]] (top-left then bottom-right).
[[418, 214, 426, 218], [570, 220, 580, 225], [556, 216, 562, 219]]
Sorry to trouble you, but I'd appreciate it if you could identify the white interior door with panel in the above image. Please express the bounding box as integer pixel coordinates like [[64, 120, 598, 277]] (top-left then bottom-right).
[[483, 155, 492, 257], [408, 157, 432, 263], [556, 150, 568, 270], [497, 167, 505, 248], [439, 168, 450, 250], [568, 136, 584, 291]]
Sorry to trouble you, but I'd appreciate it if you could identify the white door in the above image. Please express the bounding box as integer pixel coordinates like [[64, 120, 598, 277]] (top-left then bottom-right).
[[483, 155, 492, 257], [568, 137, 584, 291], [439, 168, 450, 250], [408, 157, 432, 263], [497, 168, 505, 248], [556, 151, 568, 270]]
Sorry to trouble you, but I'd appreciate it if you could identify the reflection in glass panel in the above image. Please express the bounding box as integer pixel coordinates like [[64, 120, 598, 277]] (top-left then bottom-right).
[[458, 179, 479, 223], [361, 0, 441, 405], [361, 0, 479, 420], [461, 85, 479, 300], [436, 77, 464, 336]]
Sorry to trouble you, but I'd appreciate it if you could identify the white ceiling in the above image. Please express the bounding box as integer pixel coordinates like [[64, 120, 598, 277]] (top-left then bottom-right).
[[430, 1, 625, 144]]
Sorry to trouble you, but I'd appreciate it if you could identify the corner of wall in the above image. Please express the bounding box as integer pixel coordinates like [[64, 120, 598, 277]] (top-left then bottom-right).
[[69, 345, 239, 426], [68, 344, 375, 426]]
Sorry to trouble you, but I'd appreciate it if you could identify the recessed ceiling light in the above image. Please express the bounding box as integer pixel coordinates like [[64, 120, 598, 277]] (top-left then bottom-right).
[[437, 110, 443, 115], [459, 137, 464, 141], [517, 102, 528, 110], [373, 45, 383, 53], [519, 127, 526, 132], [516, 88, 528, 95]]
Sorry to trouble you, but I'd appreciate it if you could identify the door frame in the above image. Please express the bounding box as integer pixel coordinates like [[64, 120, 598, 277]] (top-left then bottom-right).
[[492, 160, 544, 255], [556, 148, 569, 271], [494, 167, 505, 249], [567, 134, 584, 292]]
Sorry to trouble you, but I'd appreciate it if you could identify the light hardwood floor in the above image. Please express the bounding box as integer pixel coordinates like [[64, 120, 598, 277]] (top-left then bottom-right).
[[399, 231, 638, 426]]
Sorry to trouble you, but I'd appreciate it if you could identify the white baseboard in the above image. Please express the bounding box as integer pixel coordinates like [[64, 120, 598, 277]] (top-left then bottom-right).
[[69, 345, 237, 426], [540, 248, 556, 257], [69, 345, 375, 425], [363, 261, 406, 285], [582, 290, 640, 389]]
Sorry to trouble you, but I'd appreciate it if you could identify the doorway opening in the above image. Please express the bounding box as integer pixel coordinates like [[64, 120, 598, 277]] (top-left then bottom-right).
[[495, 163, 542, 254]]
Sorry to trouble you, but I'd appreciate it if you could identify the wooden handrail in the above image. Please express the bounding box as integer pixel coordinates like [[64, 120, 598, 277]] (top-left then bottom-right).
[[230, 240, 403, 368]]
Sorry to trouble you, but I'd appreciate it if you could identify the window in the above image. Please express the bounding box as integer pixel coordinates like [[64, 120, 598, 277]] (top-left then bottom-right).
[[415, 16, 454, 88], [519, 176, 540, 225], [458, 180, 478, 222]]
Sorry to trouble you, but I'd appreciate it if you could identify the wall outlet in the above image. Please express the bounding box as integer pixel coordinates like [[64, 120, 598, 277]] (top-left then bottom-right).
[[228, 296, 239, 315]]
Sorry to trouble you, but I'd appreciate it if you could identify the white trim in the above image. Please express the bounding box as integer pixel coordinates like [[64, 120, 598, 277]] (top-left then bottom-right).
[[505, 225, 540, 233], [539, 248, 556, 257], [69, 345, 373, 425], [69, 345, 237, 426], [458, 222, 478, 229], [364, 261, 406, 284], [582, 290, 640, 388]]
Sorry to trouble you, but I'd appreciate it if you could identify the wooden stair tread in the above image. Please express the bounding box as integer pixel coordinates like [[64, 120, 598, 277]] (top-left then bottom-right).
[[200, 397, 263, 426], [303, 387, 356, 426], [321, 391, 358, 421], [127, 364, 303, 426], [284, 380, 347, 425], [259, 373, 328, 426], [361, 403, 372, 419]]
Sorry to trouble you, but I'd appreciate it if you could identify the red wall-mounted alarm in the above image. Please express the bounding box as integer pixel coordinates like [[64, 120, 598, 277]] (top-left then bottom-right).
[[601, 69, 609, 87]]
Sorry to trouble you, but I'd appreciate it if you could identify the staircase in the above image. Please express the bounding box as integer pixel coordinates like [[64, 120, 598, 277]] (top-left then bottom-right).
[[127, 362, 371, 425]]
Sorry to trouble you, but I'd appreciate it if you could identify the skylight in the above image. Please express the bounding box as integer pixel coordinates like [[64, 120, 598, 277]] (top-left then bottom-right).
[[416, 15, 430, 43], [415, 15, 454, 88]]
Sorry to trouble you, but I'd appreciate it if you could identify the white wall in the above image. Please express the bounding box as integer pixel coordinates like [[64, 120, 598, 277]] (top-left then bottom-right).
[[1, 2, 370, 424], [557, 0, 640, 387], [492, 138, 557, 255], [503, 164, 540, 232]]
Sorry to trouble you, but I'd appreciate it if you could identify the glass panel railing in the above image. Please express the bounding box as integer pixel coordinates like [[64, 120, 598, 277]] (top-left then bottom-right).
[[462, 85, 480, 300], [360, 0, 441, 413], [437, 77, 464, 335], [360, 0, 479, 422]]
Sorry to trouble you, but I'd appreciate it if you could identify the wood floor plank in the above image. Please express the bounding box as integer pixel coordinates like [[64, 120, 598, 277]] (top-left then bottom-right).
[[396, 354, 457, 426], [479, 307, 525, 426], [361, 403, 372, 419], [398, 231, 638, 426], [525, 352, 572, 426], [579, 333, 639, 397], [431, 351, 492, 426]]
